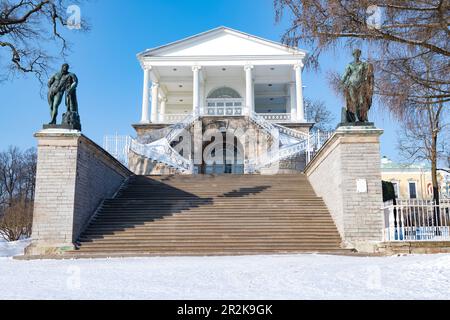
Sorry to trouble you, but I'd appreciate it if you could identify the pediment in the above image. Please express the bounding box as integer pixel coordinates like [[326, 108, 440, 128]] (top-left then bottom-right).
[[139, 27, 306, 58]]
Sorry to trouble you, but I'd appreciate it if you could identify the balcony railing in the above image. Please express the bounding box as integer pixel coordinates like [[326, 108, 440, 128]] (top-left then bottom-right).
[[160, 114, 189, 124], [258, 113, 292, 123], [159, 112, 294, 124]]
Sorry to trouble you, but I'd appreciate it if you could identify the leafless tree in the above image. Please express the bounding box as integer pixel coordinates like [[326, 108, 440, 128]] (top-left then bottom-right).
[[305, 98, 335, 131], [275, 0, 449, 112], [0, 146, 36, 241], [397, 101, 448, 201], [0, 0, 88, 83], [275, 0, 449, 201], [0, 146, 24, 206]]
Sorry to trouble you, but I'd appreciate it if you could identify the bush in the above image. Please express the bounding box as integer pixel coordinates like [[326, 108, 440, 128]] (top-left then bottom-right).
[[0, 200, 33, 241]]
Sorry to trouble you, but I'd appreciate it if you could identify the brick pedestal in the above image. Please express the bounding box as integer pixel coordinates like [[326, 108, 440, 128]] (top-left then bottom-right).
[[26, 129, 132, 256], [304, 125, 384, 252]]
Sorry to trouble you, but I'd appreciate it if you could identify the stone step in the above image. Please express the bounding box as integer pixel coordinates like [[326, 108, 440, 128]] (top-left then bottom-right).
[[74, 174, 344, 256], [76, 243, 343, 250], [80, 234, 341, 240], [68, 249, 351, 257]]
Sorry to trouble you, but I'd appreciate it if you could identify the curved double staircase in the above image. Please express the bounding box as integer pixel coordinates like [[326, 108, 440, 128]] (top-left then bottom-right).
[[129, 112, 316, 174]]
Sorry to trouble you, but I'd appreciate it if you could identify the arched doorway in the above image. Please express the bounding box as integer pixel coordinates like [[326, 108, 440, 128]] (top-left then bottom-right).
[[202, 132, 244, 174], [206, 87, 244, 116]]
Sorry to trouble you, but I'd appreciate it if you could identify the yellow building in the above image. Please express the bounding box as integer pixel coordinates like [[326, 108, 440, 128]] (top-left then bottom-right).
[[381, 157, 433, 200], [439, 169, 450, 199]]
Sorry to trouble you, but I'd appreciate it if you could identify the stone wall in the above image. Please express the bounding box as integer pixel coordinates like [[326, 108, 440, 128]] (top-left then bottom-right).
[[304, 126, 385, 252], [27, 130, 132, 255]]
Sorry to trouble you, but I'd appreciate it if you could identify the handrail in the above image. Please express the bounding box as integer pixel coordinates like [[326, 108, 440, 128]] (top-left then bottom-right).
[[249, 111, 276, 136], [128, 112, 198, 173], [273, 123, 309, 140], [130, 138, 192, 173], [165, 112, 198, 142], [125, 111, 333, 174]]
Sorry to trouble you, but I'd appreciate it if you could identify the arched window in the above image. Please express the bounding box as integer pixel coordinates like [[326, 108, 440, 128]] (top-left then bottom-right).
[[207, 87, 241, 99]]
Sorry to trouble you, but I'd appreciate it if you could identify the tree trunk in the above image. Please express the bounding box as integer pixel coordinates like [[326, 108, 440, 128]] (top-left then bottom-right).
[[431, 131, 442, 229], [431, 132, 440, 204]]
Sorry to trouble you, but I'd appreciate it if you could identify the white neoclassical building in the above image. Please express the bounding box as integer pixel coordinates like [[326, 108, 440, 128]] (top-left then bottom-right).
[[137, 26, 308, 125], [123, 26, 320, 175]]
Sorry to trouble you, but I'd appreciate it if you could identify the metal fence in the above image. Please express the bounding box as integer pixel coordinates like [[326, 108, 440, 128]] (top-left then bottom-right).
[[103, 135, 132, 167], [383, 199, 450, 241], [306, 130, 333, 164]]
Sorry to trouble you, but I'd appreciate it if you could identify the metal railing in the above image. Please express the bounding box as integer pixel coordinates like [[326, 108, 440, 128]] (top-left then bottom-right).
[[383, 199, 450, 241], [165, 112, 199, 143], [104, 113, 334, 174], [103, 134, 132, 166], [130, 138, 193, 173], [249, 111, 277, 137], [306, 130, 333, 163], [128, 113, 198, 173]]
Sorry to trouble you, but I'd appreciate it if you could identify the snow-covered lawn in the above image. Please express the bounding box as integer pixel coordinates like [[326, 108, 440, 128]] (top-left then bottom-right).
[[0, 241, 449, 300], [0, 239, 31, 258]]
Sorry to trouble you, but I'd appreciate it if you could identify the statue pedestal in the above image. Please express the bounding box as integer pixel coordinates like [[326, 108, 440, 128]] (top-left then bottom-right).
[[26, 129, 131, 256], [304, 125, 385, 252], [43, 124, 81, 131], [337, 122, 375, 129], [62, 111, 81, 131], [43, 112, 82, 131]]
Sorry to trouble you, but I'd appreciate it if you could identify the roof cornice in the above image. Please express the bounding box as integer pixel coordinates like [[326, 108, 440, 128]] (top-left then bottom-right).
[[137, 26, 308, 59], [141, 54, 306, 61]]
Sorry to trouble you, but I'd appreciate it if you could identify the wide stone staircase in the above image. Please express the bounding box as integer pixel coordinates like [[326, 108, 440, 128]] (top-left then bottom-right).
[[70, 174, 349, 257]]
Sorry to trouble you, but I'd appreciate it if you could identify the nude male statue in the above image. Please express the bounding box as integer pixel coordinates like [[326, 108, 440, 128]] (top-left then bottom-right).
[[47, 63, 78, 125]]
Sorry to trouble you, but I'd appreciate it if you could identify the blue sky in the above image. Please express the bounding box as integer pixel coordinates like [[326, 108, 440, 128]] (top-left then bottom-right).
[[0, 0, 401, 159]]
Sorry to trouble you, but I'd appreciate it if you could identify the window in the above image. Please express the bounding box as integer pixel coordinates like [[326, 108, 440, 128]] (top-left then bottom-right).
[[409, 182, 417, 199], [207, 87, 241, 99], [391, 182, 399, 199]]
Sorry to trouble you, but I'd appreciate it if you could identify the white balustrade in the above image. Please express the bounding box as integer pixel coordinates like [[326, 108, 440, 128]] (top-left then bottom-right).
[[106, 112, 334, 174], [103, 135, 132, 166], [130, 138, 193, 173], [259, 113, 292, 123], [383, 199, 450, 241], [165, 112, 199, 143], [160, 114, 194, 124]]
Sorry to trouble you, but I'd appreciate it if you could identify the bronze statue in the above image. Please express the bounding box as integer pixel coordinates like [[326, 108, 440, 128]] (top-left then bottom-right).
[[341, 49, 374, 123], [46, 63, 81, 130]]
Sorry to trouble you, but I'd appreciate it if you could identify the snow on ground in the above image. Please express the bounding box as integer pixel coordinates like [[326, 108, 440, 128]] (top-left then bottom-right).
[[0, 249, 450, 300], [0, 239, 31, 258]]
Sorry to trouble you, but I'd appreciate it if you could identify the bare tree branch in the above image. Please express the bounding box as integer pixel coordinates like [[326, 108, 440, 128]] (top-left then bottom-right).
[[0, 0, 89, 83]]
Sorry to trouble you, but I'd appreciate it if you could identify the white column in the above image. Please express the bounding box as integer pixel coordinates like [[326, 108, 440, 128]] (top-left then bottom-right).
[[151, 82, 159, 123], [141, 68, 151, 123], [192, 66, 201, 115], [199, 82, 205, 116], [244, 65, 254, 115], [289, 82, 296, 121], [294, 62, 305, 122], [160, 97, 167, 123]]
